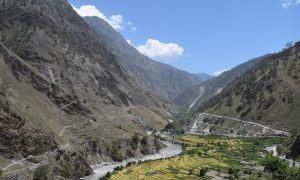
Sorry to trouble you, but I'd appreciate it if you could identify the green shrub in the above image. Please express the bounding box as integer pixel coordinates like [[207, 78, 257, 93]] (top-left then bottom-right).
[[33, 165, 48, 180], [199, 168, 207, 177], [61, 165, 71, 178], [260, 154, 288, 173], [111, 151, 123, 162], [228, 167, 234, 174], [140, 144, 150, 155]]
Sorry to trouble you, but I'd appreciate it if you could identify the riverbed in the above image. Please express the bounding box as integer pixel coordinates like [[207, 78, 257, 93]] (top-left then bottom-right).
[[83, 141, 182, 180]]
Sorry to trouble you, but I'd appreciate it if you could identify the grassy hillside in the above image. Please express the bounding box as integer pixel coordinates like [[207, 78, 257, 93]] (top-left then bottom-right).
[[198, 42, 300, 131]]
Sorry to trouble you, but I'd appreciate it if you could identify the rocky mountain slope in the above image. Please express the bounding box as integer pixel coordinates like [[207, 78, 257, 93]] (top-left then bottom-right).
[[194, 73, 213, 82], [0, 0, 198, 178], [198, 42, 300, 131], [175, 55, 267, 110], [84, 16, 201, 105]]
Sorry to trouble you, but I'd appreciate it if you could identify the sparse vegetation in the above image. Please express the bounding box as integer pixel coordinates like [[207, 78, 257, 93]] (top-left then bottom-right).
[[61, 165, 71, 178], [33, 165, 48, 180]]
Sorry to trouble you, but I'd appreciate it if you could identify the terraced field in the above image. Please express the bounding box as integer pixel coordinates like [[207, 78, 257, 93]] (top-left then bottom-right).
[[108, 135, 283, 180]]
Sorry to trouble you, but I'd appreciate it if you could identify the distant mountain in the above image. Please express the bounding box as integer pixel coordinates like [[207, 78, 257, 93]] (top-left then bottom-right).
[[176, 55, 267, 111], [84, 16, 201, 107], [194, 73, 213, 82], [198, 42, 300, 131]]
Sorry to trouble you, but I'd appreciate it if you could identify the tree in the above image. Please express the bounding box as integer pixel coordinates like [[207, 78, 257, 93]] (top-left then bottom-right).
[[199, 168, 207, 177], [154, 137, 162, 152], [141, 136, 148, 145], [132, 133, 139, 144]]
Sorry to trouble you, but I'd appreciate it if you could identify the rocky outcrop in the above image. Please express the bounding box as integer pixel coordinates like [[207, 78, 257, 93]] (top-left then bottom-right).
[[49, 150, 93, 179], [286, 135, 300, 160], [0, 0, 133, 116], [81, 136, 163, 165], [0, 101, 58, 159]]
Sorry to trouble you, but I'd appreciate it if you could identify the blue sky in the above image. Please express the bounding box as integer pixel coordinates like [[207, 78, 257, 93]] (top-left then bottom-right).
[[69, 0, 300, 75]]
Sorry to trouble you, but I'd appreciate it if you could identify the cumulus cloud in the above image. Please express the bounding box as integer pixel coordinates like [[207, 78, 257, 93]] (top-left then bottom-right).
[[136, 39, 184, 63], [72, 5, 124, 30], [281, 0, 300, 8], [214, 69, 230, 76]]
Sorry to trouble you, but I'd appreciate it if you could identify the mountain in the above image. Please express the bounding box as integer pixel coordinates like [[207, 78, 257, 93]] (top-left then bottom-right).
[[0, 0, 199, 178], [194, 73, 213, 82], [84, 16, 201, 106], [175, 55, 267, 111], [198, 42, 300, 131]]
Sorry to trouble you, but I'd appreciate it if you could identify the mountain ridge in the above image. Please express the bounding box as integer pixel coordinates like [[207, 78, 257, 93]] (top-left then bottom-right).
[[198, 42, 300, 131], [84, 16, 202, 106]]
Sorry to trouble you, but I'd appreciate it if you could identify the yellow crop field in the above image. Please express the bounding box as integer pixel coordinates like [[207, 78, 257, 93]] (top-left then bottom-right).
[[109, 135, 283, 180], [111, 155, 228, 180]]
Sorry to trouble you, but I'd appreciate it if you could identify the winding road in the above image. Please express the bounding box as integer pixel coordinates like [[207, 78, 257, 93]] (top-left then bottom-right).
[[1, 124, 73, 174], [189, 113, 289, 137]]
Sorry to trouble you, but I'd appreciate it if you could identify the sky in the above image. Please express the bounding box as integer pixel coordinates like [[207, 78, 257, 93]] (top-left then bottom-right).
[[69, 0, 300, 76]]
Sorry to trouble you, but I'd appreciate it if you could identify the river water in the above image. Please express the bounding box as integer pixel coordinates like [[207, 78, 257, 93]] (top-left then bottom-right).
[[83, 141, 182, 180]]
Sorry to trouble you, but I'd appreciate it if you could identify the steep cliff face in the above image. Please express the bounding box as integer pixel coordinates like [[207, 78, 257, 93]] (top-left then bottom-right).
[[84, 16, 201, 106], [198, 42, 300, 131], [0, 0, 132, 114]]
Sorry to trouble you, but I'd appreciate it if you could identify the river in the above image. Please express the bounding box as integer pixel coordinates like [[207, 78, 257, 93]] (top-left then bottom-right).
[[82, 141, 182, 180]]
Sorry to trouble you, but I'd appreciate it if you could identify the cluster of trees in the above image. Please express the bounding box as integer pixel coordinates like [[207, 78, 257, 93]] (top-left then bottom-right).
[[260, 154, 300, 179], [130, 133, 161, 155]]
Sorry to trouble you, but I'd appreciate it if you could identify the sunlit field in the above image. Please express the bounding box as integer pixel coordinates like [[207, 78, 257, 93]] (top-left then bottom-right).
[[109, 135, 283, 179]]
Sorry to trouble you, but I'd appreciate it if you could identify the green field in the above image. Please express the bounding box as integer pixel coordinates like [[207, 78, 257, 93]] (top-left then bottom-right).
[[108, 135, 283, 180]]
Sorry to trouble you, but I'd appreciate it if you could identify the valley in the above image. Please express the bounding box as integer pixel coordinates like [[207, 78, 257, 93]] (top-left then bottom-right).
[[0, 0, 299, 179]]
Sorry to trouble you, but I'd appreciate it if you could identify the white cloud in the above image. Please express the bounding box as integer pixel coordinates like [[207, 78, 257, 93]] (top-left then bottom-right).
[[131, 26, 137, 32], [281, 0, 300, 8], [136, 39, 184, 63], [72, 5, 124, 30], [214, 69, 230, 76]]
